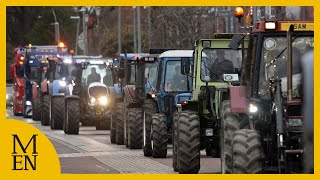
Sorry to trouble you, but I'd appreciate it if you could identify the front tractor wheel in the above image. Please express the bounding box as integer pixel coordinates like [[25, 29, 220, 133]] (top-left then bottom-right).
[[64, 98, 80, 135], [115, 102, 125, 145], [41, 95, 51, 126], [143, 99, 158, 157], [51, 96, 65, 130], [151, 113, 167, 158], [231, 129, 263, 174], [177, 111, 200, 174], [127, 108, 143, 149], [220, 100, 249, 174], [32, 99, 41, 121]]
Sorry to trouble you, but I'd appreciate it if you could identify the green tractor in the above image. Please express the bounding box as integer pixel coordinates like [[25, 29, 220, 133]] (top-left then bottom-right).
[[173, 34, 248, 173]]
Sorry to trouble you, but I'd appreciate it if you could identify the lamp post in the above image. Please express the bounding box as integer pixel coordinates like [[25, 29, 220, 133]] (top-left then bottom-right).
[[70, 16, 80, 55], [51, 9, 60, 44], [137, 6, 141, 53], [133, 6, 137, 53], [118, 7, 122, 53]]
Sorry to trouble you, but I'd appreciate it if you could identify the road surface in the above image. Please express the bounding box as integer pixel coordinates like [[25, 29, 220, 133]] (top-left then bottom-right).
[[6, 107, 221, 174]]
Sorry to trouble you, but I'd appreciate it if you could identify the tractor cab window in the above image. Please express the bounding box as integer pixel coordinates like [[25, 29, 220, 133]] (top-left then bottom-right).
[[82, 63, 107, 86], [165, 60, 192, 92], [259, 36, 314, 98], [145, 63, 158, 89], [201, 49, 242, 82], [103, 68, 113, 86]]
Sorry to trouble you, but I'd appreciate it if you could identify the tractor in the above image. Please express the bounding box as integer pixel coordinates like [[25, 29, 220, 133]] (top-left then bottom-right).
[[63, 56, 114, 134], [173, 35, 248, 173], [218, 8, 314, 173], [141, 50, 194, 158], [23, 44, 68, 119], [38, 54, 75, 129]]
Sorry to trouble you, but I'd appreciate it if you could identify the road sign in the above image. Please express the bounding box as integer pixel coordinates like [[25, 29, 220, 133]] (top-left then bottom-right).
[[78, 32, 85, 51]]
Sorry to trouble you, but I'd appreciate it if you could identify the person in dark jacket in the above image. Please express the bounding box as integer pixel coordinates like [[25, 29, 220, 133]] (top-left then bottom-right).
[[87, 67, 101, 85], [210, 49, 234, 81]]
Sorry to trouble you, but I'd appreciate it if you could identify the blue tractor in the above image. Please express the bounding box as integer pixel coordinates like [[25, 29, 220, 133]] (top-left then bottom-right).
[[142, 50, 193, 157], [23, 45, 68, 118]]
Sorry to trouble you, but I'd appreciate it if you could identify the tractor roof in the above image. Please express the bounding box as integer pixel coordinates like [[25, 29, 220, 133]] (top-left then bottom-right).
[[159, 50, 193, 58]]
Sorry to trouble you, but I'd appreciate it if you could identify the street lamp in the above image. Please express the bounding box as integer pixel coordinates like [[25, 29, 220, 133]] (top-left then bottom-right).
[[70, 16, 80, 55]]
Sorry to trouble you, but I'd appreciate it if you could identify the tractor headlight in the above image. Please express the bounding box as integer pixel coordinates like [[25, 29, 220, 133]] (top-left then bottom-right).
[[26, 101, 31, 106], [90, 97, 96, 104], [99, 96, 108, 106], [59, 80, 66, 87], [249, 103, 258, 113], [6, 94, 8, 100]]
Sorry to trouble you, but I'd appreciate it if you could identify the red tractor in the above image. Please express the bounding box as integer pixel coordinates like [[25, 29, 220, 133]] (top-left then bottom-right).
[[10, 47, 25, 116], [220, 8, 314, 173]]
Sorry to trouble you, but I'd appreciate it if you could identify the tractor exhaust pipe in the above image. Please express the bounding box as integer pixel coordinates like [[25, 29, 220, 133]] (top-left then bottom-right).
[[287, 25, 294, 101]]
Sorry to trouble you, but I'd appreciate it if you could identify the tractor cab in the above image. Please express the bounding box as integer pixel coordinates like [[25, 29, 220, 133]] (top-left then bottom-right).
[[23, 44, 68, 118]]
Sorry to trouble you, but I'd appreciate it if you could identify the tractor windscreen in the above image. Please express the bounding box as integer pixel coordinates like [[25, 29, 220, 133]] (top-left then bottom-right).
[[54, 64, 76, 80], [201, 49, 242, 82], [145, 63, 158, 89], [82, 63, 108, 86], [164, 60, 192, 92], [258, 36, 314, 98]]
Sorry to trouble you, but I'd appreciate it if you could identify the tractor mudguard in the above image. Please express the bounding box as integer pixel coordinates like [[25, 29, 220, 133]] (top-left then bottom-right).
[[52, 93, 65, 98], [174, 93, 192, 105]]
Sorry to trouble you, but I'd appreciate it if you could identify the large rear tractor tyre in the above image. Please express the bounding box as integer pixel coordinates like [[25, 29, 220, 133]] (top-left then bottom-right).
[[177, 111, 200, 174], [32, 99, 41, 121], [41, 95, 50, 126], [64, 99, 80, 135], [51, 96, 65, 130], [127, 108, 143, 149], [220, 100, 249, 174], [143, 99, 158, 157], [115, 102, 125, 145], [231, 129, 263, 174], [151, 113, 167, 158]]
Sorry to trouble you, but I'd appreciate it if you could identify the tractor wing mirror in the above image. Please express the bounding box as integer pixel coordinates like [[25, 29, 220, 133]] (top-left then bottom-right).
[[229, 34, 245, 50], [181, 57, 190, 75]]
